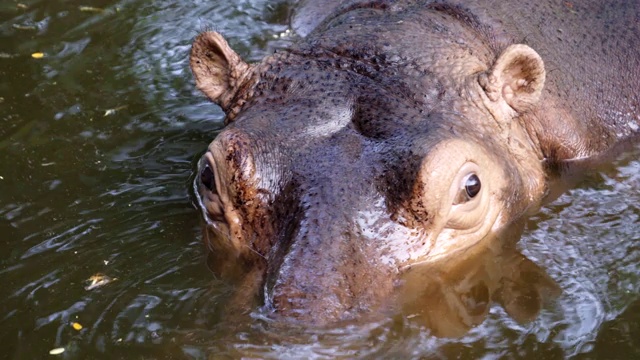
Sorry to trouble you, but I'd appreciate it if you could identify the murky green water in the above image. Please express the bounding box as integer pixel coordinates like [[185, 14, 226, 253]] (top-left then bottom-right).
[[0, 1, 638, 358]]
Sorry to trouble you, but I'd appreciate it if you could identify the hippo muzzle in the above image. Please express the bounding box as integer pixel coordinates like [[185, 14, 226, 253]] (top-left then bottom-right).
[[195, 126, 401, 322]]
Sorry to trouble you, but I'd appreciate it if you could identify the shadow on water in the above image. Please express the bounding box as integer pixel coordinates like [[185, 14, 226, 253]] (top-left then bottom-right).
[[0, 0, 638, 359]]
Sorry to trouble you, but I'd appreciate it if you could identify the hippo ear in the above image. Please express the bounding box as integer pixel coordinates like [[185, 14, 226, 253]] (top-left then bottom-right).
[[479, 44, 545, 116], [190, 31, 255, 117]]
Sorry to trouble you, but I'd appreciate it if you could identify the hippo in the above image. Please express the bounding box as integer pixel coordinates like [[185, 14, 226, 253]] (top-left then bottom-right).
[[190, 0, 639, 325]]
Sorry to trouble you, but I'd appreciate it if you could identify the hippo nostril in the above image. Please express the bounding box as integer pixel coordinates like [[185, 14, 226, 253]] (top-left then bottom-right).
[[200, 164, 215, 191]]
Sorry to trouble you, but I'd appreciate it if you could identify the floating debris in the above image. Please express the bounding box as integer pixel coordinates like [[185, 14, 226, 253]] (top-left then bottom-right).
[[49, 348, 65, 355], [71, 322, 83, 331], [103, 105, 127, 117], [85, 273, 117, 290], [79, 6, 106, 13], [17, 3, 28, 9], [31, 52, 45, 59], [0, 53, 15, 59], [272, 28, 293, 39], [12, 24, 37, 31], [0, 176, 4, 180]]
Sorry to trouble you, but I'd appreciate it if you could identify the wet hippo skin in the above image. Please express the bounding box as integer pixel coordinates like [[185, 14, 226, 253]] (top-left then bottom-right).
[[189, 0, 639, 325]]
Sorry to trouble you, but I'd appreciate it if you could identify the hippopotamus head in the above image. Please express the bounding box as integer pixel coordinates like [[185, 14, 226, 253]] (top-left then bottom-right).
[[190, 5, 549, 324]]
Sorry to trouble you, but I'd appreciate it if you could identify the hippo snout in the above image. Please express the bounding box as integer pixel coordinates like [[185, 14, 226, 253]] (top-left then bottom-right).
[[195, 126, 402, 322]]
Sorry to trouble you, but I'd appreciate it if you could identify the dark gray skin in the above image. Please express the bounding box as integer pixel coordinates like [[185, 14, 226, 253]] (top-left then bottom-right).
[[190, 0, 639, 325]]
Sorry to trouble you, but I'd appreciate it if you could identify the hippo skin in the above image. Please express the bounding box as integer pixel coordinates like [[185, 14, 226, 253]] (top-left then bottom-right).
[[190, 0, 639, 324]]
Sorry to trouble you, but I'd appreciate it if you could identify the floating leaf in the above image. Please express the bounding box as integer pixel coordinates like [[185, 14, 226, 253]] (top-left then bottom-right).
[[103, 105, 127, 117], [31, 52, 44, 59], [12, 24, 37, 31], [49, 348, 65, 355], [72, 322, 83, 331], [85, 273, 117, 290], [79, 6, 105, 13]]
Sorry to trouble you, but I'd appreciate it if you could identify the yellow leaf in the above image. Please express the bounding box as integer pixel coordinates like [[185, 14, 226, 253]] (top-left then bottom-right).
[[72, 322, 83, 330], [31, 52, 44, 59], [49, 348, 65, 355], [85, 273, 117, 290]]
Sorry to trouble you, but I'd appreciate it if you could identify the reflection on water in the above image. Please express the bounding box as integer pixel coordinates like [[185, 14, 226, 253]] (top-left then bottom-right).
[[401, 220, 561, 338], [0, 0, 638, 358]]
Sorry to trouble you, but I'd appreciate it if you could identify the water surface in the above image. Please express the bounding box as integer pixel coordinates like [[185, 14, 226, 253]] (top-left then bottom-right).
[[0, 1, 638, 358]]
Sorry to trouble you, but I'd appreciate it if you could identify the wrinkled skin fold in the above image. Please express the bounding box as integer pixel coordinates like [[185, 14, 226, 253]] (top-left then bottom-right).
[[190, 0, 639, 326]]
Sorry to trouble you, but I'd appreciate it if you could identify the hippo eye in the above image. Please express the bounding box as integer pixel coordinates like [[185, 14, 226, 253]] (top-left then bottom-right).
[[453, 173, 482, 205], [465, 174, 481, 198], [201, 164, 215, 191]]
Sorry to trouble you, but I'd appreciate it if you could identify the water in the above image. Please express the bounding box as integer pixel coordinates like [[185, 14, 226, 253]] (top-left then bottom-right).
[[0, 1, 638, 358]]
